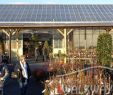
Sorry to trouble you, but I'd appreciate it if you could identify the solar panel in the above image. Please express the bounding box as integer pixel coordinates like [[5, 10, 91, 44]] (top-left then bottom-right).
[[0, 4, 113, 22]]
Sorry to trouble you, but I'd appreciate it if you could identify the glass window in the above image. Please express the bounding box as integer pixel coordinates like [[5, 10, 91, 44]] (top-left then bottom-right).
[[53, 30, 63, 48], [100, 29, 106, 34], [73, 27, 109, 49], [73, 29, 79, 48], [92, 28, 100, 47], [54, 39, 62, 48], [79, 28, 86, 49], [86, 28, 93, 48]]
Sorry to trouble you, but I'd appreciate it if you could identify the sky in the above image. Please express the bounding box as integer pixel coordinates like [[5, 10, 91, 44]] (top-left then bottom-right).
[[0, 0, 113, 4]]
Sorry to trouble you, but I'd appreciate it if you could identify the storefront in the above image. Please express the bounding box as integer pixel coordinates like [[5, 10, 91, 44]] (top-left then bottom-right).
[[0, 4, 113, 63]]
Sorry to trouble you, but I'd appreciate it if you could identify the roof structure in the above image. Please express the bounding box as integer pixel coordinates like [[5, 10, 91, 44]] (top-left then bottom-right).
[[0, 4, 113, 27]]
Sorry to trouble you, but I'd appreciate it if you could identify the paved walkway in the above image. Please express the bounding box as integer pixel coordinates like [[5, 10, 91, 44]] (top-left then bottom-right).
[[3, 77, 44, 95]]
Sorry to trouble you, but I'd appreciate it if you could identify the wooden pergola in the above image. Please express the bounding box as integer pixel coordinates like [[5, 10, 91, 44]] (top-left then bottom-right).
[[0, 22, 113, 64]]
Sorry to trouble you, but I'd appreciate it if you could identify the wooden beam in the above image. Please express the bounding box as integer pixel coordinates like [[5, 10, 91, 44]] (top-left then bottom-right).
[[67, 29, 73, 35], [15, 28, 21, 59], [2, 29, 10, 37], [64, 29, 67, 53], [64, 29, 67, 63], [109, 28, 113, 32], [1, 28, 21, 64], [104, 28, 112, 33], [57, 29, 64, 36], [9, 32, 11, 64]]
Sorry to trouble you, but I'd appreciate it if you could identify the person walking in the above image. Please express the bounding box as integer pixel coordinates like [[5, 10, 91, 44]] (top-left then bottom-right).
[[2, 52, 9, 64], [16, 55, 31, 95], [0, 59, 9, 95], [42, 47, 48, 62], [35, 47, 39, 61]]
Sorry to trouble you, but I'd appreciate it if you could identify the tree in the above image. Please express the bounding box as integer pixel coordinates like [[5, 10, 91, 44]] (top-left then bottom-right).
[[97, 33, 112, 66], [31, 34, 39, 48], [44, 41, 49, 49], [43, 41, 50, 53]]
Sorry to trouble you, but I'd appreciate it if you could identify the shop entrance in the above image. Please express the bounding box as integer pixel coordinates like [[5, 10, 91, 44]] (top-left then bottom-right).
[[23, 32, 52, 62]]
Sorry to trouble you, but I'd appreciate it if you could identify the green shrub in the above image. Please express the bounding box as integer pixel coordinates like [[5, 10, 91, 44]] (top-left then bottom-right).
[[97, 33, 112, 66]]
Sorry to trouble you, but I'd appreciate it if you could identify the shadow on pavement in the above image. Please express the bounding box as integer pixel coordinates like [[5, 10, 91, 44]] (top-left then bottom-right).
[[3, 77, 44, 95]]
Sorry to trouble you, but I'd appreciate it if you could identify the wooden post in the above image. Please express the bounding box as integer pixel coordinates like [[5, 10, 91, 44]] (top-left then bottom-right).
[[2, 29, 20, 64], [53, 33, 54, 58], [64, 29, 67, 63], [16, 30, 19, 59], [9, 31, 11, 64], [57, 29, 73, 63]]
